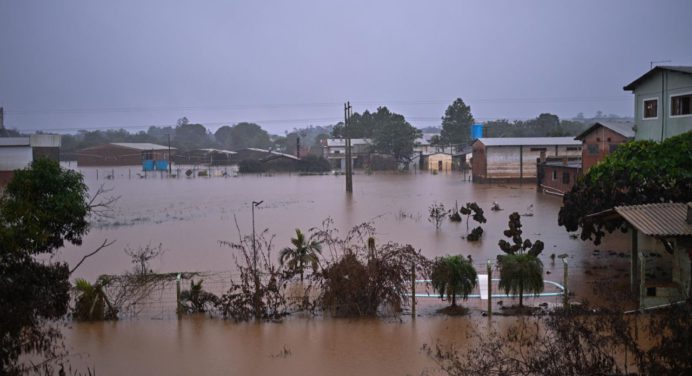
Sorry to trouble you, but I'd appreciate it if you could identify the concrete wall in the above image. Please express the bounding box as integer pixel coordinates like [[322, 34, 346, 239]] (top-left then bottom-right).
[[632, 70, 692, 141], [580, 126, 630, 172], [0, 145, 33, 171], [427, 154, 452, 172]]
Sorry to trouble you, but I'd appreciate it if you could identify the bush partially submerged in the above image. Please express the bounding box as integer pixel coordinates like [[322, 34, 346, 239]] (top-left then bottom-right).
[[312, 220, 430, 317]]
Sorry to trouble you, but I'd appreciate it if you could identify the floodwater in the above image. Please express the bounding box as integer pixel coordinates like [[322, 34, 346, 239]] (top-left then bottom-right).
[[59, 167, 632, 375]]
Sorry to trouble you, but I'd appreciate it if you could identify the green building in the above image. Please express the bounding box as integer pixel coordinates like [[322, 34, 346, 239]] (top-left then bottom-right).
[[623, 66, 692, 141]]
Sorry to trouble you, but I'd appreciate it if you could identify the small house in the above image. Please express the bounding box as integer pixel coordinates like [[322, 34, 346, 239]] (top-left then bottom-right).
[[323, 138, 371, 171], [471, 137, 581, 183], [536, 157, 582, 196], [233, 148, 302, 172], [574, 121, 634, 172]]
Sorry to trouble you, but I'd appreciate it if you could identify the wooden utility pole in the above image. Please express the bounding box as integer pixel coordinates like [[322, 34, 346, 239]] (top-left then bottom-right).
[[344, 102, 353, 193], [167, 134, 172, 175]]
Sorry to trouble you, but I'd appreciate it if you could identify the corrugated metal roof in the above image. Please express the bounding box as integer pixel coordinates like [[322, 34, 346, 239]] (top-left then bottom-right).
[[476, 137, 581, 147], [198, 148, 236, 154], [111, 142, 174, 150], [0, 137, 30, 146], [574, 121, 635, 140], [240, 148, 300, 160], [615, 203, 692, 237], [623, 66, 692, 91]]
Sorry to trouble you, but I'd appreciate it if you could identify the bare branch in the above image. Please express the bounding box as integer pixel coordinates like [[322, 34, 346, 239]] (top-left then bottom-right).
[[69, 238, 116, 275], [88, 183, 120, 219]]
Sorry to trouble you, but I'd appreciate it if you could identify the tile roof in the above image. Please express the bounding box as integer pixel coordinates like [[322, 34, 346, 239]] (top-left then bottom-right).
[[476, 137, 581, 147], [615, 203, 692, 237]]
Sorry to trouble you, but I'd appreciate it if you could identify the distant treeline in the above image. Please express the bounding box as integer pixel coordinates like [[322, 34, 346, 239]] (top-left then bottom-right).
[[58, 117, 333, 160]]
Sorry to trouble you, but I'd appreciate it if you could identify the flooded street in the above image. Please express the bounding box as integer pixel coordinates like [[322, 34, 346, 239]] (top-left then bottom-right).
[[60, 168, 632, 375]]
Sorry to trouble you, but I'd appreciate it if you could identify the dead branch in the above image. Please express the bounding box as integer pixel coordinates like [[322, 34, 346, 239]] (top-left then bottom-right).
[[69, 238, 116, 275], [88, 183, 120, 218]]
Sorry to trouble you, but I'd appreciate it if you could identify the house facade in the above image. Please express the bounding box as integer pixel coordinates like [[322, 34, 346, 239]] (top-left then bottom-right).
[[472, 137, 582, 183], [623, 66, 692, 141], [574, 121, 634, 172], [323, 138, 371, 170], [0, 137, 32, 185], [536, 157, 582, 196]]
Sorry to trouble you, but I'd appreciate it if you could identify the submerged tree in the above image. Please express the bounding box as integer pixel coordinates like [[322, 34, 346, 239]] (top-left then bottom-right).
[[497, 212, 544, 307], [73, 277, 118, 321], [279, 228, 322, 282], [431, 255, 478, 308], [429, 202, 448, 230], [179, 279, 219, 314], [459, 202, 487, 241]]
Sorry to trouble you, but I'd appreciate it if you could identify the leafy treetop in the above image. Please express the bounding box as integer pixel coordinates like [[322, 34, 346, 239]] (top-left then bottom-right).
[[499, 212, 544, 256]]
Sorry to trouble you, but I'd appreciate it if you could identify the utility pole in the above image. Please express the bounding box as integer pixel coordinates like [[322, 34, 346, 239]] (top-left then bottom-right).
[[344, 102, 353, 193], [251, 200, 263, 318], [167, 134, 172, 175]]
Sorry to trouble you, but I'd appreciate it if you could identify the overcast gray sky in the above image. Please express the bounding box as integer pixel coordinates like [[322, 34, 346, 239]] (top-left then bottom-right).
[[1, 0, 691, 134]]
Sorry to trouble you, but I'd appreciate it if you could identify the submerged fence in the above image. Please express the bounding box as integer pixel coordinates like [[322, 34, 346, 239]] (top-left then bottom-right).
[[83, 259, 568, 321]]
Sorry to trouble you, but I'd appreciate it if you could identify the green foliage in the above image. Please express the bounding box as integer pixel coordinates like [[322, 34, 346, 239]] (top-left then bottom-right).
[[179, 279, 220, 314], [440, 98, 474, 145], [0, 158, 90, 255], [279, 229, 322, 282], [174, 122, 211, 151], [238, 159, 268, 173], [558, 132, 692, 244], [458, 202, 487, 240], [484, 113, 588, 138], [0, 159, 91, 373], [331, 107, 421, 165], [73, 277, 117, 321], [216, 122, 272, 150], [299, 155, 331, 173], [431, 255, 478, 307], [497, 212, 544, 307]]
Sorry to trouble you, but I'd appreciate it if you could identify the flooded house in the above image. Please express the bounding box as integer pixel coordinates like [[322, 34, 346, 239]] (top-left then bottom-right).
[[77, 142, 175, 167], [536, 157, 582, 196], [623, 65, 692, 141], [174, 148, 237, 166], [471, 137, 581, 183], [323, 138, 371, 171]]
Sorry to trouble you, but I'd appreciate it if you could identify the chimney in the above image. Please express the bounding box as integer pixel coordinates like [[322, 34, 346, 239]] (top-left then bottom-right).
[[687, 203, 692, 225]]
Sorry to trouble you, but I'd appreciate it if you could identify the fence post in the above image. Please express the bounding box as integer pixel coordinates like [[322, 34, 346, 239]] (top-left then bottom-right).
[[487, 260, 492, 318], [176, 273, 182, 316], [562, 258, 569, 308], [411, 262, 416, 318]]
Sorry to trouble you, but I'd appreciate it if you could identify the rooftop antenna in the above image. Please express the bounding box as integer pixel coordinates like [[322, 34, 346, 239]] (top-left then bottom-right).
[[650, 59, 672, 69]]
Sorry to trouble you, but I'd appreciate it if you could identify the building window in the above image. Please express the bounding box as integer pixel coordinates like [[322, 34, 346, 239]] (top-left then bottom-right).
[[587, 144, 599, 155], [609, 144, 619, 153], [566, 146, 581, 151], [530, 147, 547, 152], [552, 170, 557, 180], [671, 93, 692, 116], [562, 172, 570, 184], [643, 98, 658, 119]]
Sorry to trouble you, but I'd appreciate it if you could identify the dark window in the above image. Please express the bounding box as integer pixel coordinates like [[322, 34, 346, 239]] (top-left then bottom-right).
[[552, 170, 557, 180], [530, 147, 547, 152], [562, 172, 570, 184], [587, 144, 599, 155], [671, 94, 692, 116], [142, 151, 153, 160], [609, 144, 619, 153], [643, 99, 658, 119], [566, 146, 581, 151]]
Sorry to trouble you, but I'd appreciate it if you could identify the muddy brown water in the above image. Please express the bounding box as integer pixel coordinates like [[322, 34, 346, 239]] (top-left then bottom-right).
[[59, 167, 632, 375]]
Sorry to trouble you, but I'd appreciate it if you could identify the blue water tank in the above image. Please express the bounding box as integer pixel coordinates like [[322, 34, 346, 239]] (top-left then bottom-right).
[[471, 123, 484, 140], [142, 160, 155, 171], [155, 160, 169, 171]]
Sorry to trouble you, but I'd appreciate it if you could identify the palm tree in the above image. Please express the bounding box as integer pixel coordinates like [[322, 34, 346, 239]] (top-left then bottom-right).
[[73, 277, 116, 321], [497, 253, 544, 307], [279, 228, 322, 282], [431, 255, 478, 307]]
